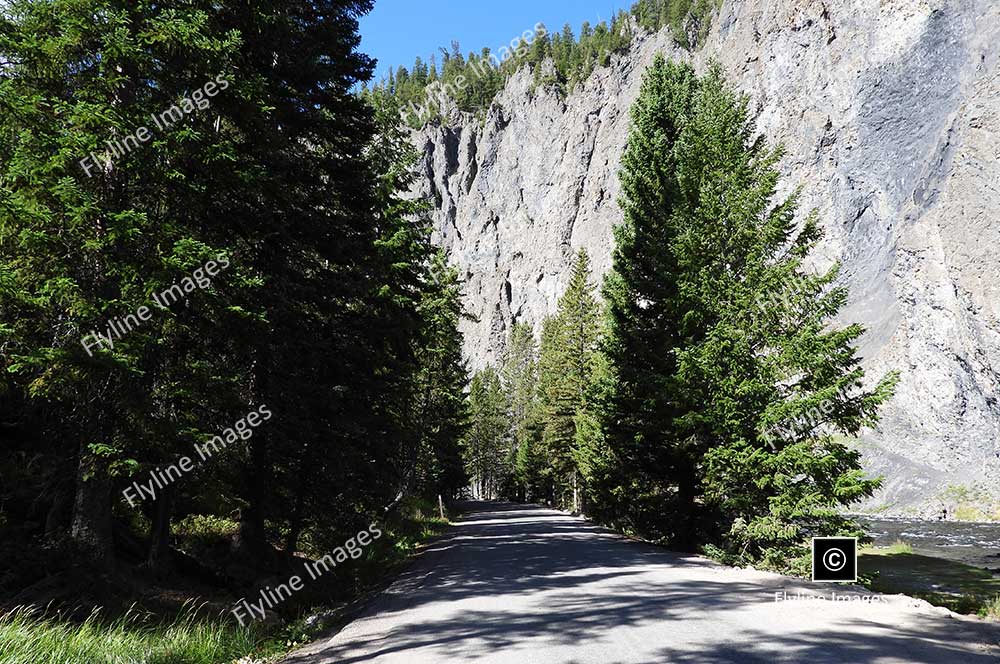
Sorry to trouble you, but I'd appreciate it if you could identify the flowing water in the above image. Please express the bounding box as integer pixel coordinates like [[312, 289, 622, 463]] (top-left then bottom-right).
[[857, 516, 1000, 572]]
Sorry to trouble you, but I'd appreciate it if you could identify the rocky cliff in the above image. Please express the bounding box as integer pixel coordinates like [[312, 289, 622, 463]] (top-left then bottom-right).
[[408, 0, 1000, 516]]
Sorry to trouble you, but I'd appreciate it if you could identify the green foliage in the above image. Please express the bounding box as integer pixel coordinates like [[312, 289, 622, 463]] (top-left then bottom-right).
[[534, 17, 633, 97], [631, 0, 720, 48], [172, 514, 239, 554], [0, 0, 470, 600], [499, 321, 548, 502], [411, 251, 472, 501], [598, 55, 897, 565], [869, 540, 913, 554], [468, 250, 607, 510], [366, 0, 720, 129], [502, 322, 540, 487], [599, 56, 701, 544], [465, 366, 510, 498], [0, 606, 268, 664], [536, 250, 603, 511], [982, 595, 1000, 621], [514, 432, 549, 503]]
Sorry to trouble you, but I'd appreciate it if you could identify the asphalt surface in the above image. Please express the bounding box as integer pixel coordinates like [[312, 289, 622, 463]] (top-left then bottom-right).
[[285, 502, 1000, 663]]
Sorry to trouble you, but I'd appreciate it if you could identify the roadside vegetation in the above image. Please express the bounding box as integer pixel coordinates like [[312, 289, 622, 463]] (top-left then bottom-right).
[[0, 498, 451, 663], [0, 606, 265, 664], [983, 595, 1000, 621], [0, 2, 472, 658]]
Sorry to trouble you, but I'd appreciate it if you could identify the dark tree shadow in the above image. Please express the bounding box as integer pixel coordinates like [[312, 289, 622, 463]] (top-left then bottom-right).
[[285, 502, 1000, 664]]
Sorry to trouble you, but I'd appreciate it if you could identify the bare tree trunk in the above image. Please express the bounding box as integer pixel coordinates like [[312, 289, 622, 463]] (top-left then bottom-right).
[[70, 441, 115, 569]]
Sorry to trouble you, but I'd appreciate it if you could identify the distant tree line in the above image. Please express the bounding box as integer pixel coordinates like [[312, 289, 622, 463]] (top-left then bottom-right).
[[463, 57, 898, 573], [365, 0, 721, 128]]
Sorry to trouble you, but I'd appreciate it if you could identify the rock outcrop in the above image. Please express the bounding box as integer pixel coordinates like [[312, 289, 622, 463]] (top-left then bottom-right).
[[409, 0, 1000, 515]]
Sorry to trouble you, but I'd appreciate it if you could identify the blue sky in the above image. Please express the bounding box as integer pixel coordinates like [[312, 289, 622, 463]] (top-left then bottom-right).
[[359, 0, 631, 84]]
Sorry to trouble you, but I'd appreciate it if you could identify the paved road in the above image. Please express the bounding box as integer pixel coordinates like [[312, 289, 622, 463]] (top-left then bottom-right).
[[286, 502, 1000, 663]]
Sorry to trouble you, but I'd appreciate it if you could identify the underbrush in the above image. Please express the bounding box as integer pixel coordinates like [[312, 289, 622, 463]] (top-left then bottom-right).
[[1, 498, 456, 663], [173, 515, 240, 556], [980, 595, 1000, 621], [303, 496, 451, 606]]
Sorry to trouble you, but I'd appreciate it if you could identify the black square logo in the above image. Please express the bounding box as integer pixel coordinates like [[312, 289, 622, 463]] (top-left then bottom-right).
[[811, 537, 857, 582]]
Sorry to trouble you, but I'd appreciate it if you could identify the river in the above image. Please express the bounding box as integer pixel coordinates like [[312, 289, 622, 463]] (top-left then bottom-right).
[[857, 516, 1000, 572]]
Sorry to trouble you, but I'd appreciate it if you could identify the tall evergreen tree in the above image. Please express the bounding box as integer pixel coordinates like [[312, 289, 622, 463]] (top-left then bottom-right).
[[0, 0, 440, 572], [537, 249, 601, 511], [501, 321, 539, 496], [666, 65, 897, 569], [604, 54, 897, 563], [412, 252, 471, 501], [601, 56, 700, 544], [0, 0, 248, 568], [465, 367, 509, 499]]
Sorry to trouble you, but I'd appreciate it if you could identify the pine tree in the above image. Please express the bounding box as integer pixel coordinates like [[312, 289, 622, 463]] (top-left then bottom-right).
[[605, 55, 897, 563], [601, 55, 700, 544], [0, 0, 245, 567], [666, 65, 897, 570], [466, 367, 509, 499], [537, 249, 602, 511], [412, 252, 471, 501], [0, 0, 438, 569], [501, 321, 539, 496], [514, 426, 549, 502], [572, 350, 619, 517]]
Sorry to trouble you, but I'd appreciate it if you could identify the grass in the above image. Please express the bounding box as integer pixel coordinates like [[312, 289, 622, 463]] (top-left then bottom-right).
[[0, 499, 457, 663], [0, 604, 273, 664], [863, 539, 912, 555], [859, 548, 1000, 619]]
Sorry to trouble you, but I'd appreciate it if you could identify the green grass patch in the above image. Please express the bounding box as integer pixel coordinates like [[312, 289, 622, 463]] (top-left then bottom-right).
[[0, 605, 274, 664], [861, 540, 912, 555], [859, 549, 1000, 617]]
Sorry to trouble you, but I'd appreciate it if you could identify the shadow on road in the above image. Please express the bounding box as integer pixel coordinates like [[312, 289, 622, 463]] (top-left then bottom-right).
[[286, 502, 1000, 664]]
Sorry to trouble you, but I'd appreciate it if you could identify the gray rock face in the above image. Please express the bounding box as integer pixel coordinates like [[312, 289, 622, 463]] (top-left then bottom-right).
[[408, 0, 1000, 516]]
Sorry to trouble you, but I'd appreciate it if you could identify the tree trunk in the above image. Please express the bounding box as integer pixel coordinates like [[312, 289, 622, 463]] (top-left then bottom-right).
[[674, 460, 699, 552], [146, 485, 173, 574], [70, 442, 115, 569], [44, 482, 73, 537], [232, 434, 273, 565], [283, 480, 305, 554]]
